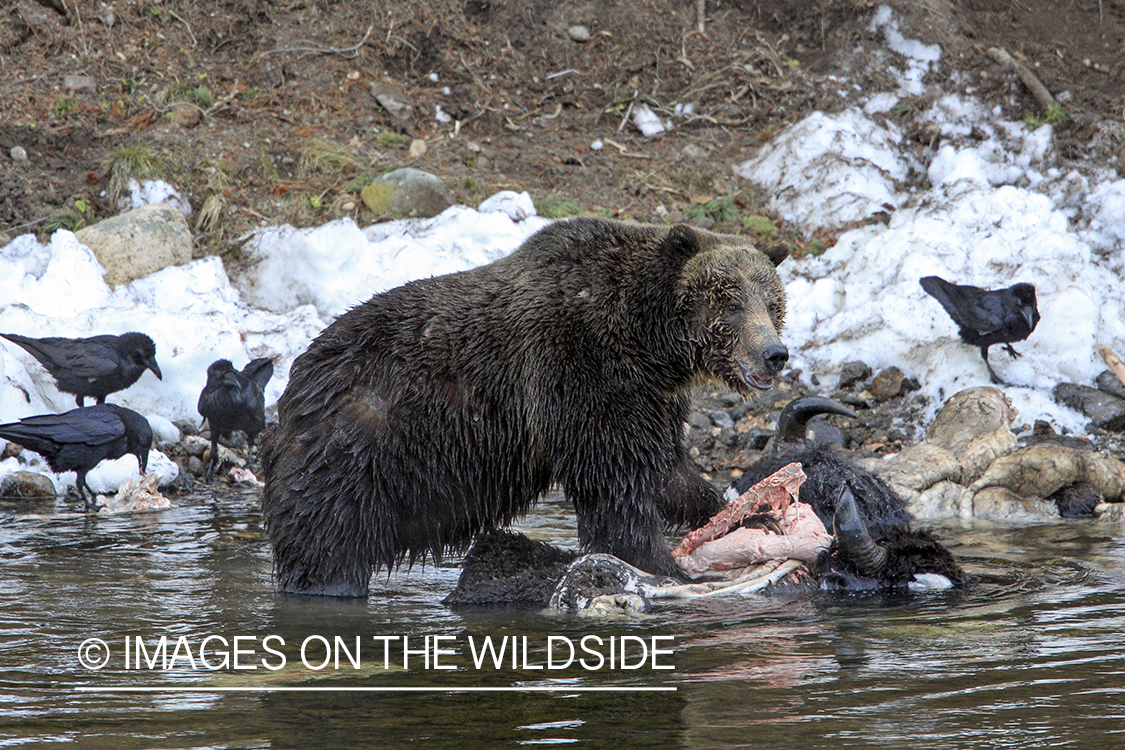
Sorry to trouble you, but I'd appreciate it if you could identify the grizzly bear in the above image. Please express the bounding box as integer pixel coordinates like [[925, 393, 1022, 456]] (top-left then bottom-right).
[[260, 217, 788, 597]]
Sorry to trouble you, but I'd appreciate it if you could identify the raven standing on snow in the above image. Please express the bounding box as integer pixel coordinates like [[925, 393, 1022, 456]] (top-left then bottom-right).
[[197, 358, 274, 481], [0, 404, 153, 512], [920, 275, 1040, 385], [0, 332, 163, 407]]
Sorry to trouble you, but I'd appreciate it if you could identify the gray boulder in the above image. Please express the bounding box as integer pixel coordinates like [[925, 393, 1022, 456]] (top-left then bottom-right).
[[360, 168, 453, 219], [0, 471, 56, 501], [76, 203, 192, 287]]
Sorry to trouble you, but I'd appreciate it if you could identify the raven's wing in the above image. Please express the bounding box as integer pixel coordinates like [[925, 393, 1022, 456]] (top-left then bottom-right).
[[242, 358, 275, 392], [1, 334, 121, 379], [920, 276, 1005, 339], [0, 406, 125, 456]]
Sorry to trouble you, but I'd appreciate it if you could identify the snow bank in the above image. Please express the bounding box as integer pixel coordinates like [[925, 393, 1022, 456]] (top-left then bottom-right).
[[736, 5, 1125, 433], [0, 193, 550, 498], [234, 191, 549, 319]]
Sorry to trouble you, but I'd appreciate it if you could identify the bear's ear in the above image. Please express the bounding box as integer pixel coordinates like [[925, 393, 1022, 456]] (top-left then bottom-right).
[[760, 240, 789, 267], [662, 224, 702, 264]]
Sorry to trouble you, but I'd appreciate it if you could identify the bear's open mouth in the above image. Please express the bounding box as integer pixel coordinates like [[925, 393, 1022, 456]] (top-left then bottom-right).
[[739, 364, 774, 390]]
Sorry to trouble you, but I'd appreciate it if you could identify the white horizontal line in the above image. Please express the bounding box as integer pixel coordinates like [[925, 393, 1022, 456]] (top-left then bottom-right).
[[75, 686, 676, 693]]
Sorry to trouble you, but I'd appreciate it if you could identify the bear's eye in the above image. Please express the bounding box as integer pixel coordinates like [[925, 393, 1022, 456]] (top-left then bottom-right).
[[768, 303, 780, 316], [726, 303, 742, 314]]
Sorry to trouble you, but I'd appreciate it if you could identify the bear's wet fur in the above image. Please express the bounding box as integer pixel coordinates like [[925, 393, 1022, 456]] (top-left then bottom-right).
[[260, 217, 789, 596]]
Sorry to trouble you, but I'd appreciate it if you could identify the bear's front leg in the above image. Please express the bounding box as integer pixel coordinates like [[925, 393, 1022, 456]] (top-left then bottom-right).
[[659, 455, 723, 530], [564, 476, 683, 579]]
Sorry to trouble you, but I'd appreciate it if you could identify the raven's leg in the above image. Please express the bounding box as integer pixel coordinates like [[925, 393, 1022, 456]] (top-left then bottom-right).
[[76, 472, 102, 512], [96, 395, 106, 405], [244, 435, 255, 470], [205, 436, 218, 482], [1002, 344, 1022, 358], [75, 395, 84, 408], [980, 345, 1005, 385]]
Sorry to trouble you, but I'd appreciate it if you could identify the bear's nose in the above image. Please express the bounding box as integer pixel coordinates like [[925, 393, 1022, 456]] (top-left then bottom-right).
[[763, 343, 789, 374]]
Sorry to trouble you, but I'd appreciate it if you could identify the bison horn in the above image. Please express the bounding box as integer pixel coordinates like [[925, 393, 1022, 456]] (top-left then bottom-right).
[[833, 485, 887, 576], [772, 396, 858, 450]]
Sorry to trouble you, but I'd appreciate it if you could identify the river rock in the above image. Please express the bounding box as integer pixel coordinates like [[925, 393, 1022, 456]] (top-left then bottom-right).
[[369, 81, 413, 122], [10, 146, 28, 163], [709, 410, 734, 430], [1053, 383, 1125, 431], [806, 420, 848, 450], [1095, 370, 1125, 400], [360, 168, 453, 218], [837, 360, 871, 389], [171, 103, 201, 128], [568, 25, 591, 42], [76, 203, 192, 286], [869, 366, 906, 401], [0, 471, 56, 501], [63, 74, 97, 93]]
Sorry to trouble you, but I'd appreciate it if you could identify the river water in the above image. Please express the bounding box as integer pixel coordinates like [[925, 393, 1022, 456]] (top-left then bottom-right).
[[1, 489, 1122, 749]]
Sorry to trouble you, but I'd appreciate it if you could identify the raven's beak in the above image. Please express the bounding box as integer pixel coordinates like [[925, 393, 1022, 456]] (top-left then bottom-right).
[[1022, 309, 1036, 332], [223, 373, 241, 387], [148, 358, 163, 380]]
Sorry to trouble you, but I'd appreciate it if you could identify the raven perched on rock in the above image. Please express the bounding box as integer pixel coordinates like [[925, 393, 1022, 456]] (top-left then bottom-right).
[[920, 276, 1040, 385], [0, 332, 163, 407], [0, 404, 153, 511], [197, 358, 274, 481]]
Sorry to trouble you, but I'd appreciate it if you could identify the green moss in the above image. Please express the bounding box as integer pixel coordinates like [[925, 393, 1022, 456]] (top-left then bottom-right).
[[297, 139, 363, 177], [375, 131, 407, 148], [344, 173, 375, 193], [683, 194, 740, 224], [536, 193, 583, 219], [360, 182, 396, 214], [53, 97, 77, 117], [1024, 101, 1067, 130], [741, 214, 779, 238], [106, 145, 168, 203]]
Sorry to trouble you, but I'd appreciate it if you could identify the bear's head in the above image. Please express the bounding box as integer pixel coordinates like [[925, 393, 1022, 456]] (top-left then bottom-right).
[[675, 228, 789, 393]]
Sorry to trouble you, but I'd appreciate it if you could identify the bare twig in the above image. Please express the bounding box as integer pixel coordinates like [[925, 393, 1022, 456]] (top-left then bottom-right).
[[602, 139, 652, 159], [165, 7, 198, 49], [264, 24, 373, 59], [616, 95, 636, 132], [986, 46, 1055, 112], [696, 0, 706, 34]]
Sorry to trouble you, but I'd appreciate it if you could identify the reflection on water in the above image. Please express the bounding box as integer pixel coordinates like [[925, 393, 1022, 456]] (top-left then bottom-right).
[[0, 489, 1122, 749]]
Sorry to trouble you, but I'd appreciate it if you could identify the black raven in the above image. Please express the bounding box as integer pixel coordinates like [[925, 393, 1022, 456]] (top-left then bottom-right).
[[0, 332, 163, 407], [0, 404, 153, 511], [197, 357, 274, 481], [920, 275, 1040, 385]]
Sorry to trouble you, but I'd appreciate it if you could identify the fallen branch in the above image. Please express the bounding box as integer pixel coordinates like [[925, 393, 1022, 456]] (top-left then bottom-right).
[[986, 46, 1055, 112], [1099, 346, 1125, 389]]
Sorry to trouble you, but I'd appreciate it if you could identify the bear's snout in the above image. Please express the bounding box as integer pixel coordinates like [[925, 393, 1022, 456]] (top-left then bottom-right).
[[763, 343, 789, 375]]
